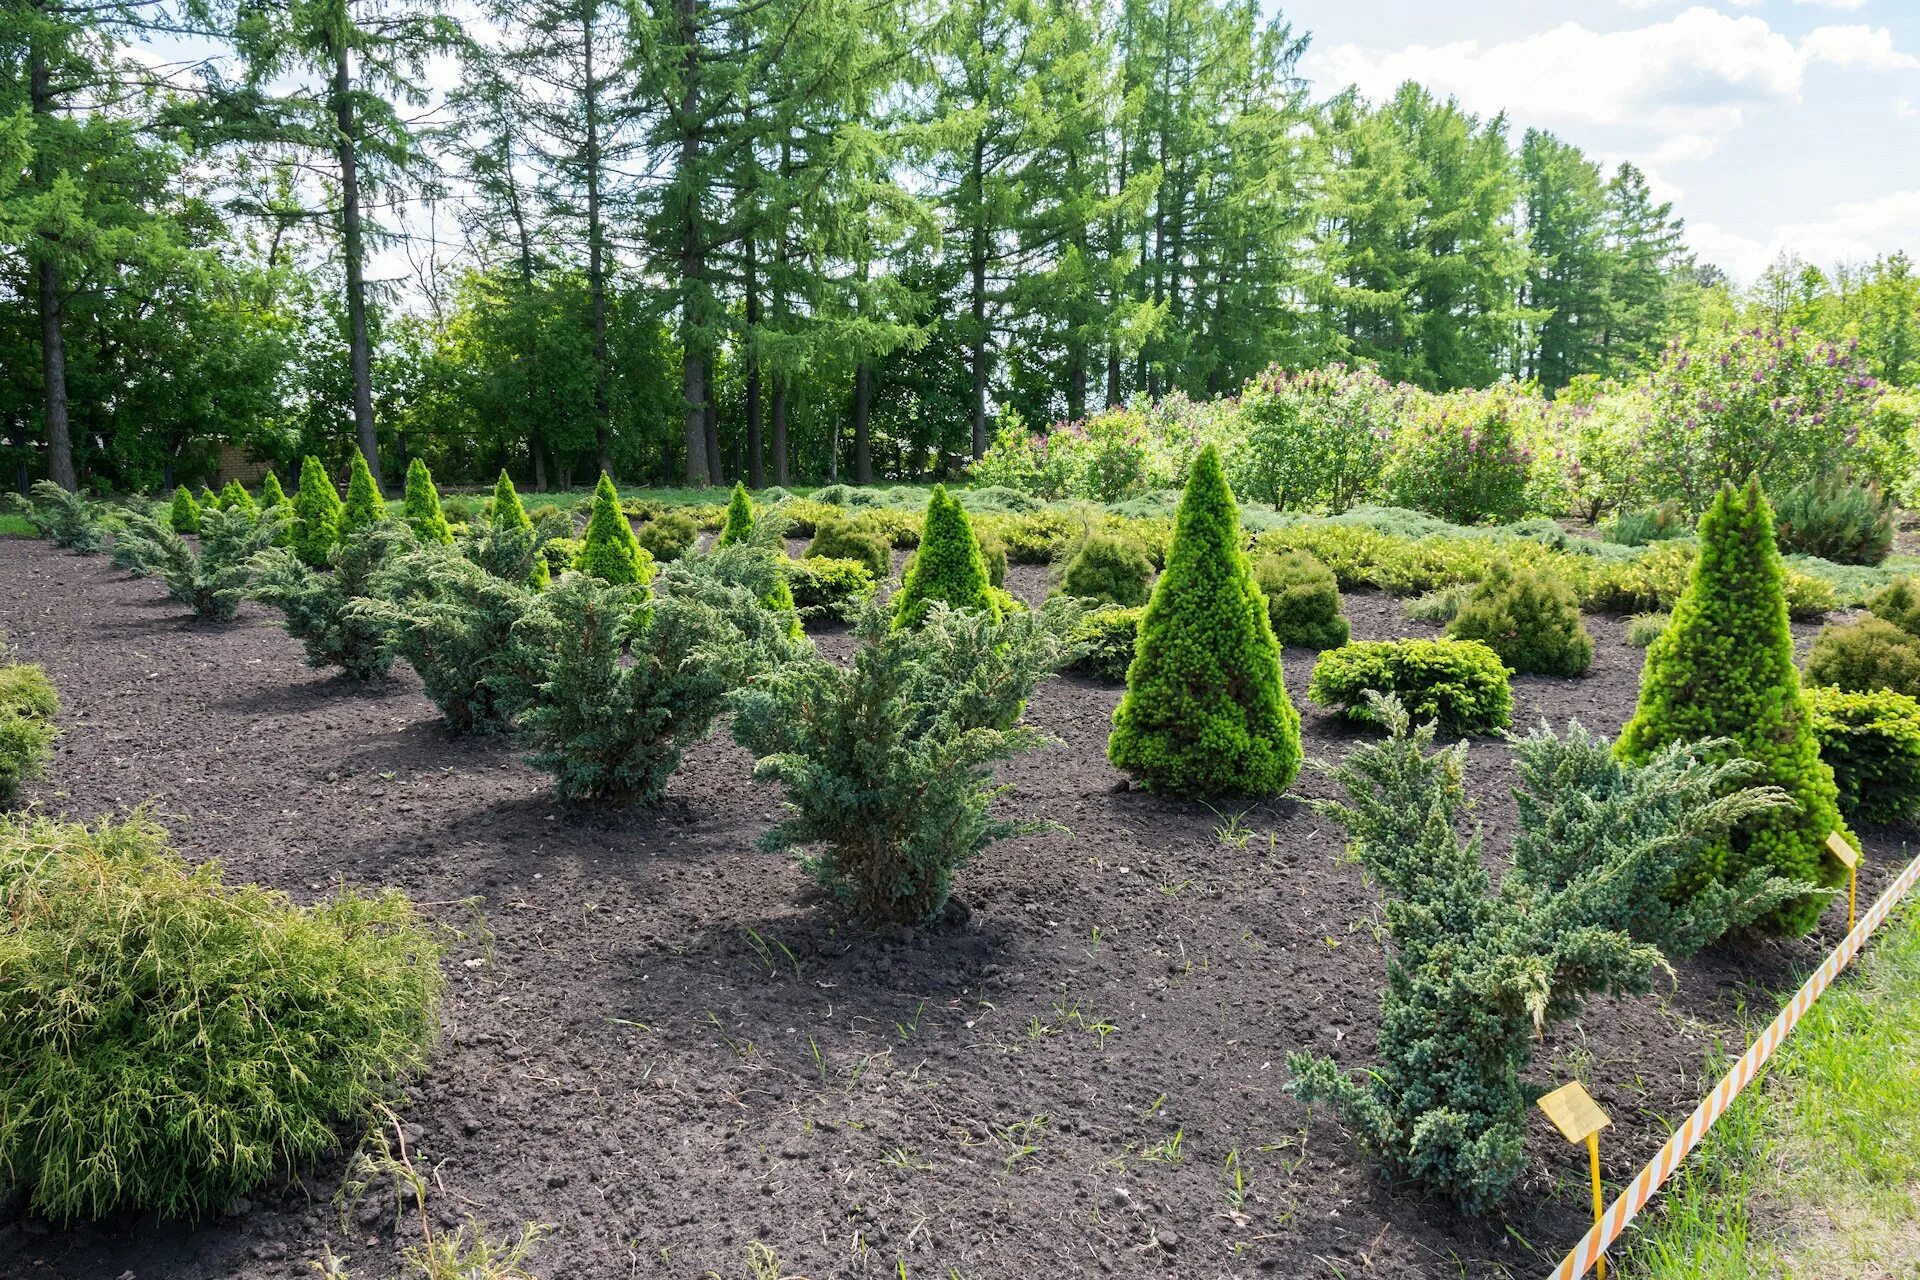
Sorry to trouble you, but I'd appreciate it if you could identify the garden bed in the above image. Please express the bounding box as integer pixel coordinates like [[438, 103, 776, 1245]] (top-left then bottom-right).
[[0, 535, 1903, 1280]]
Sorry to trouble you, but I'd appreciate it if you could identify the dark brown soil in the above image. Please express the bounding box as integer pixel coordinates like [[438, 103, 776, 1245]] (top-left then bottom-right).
[[0, 537, 1904, 1280]]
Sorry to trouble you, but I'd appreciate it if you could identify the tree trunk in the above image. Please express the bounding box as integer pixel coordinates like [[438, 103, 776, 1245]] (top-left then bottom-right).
[[744, 237, 763, 488], [29, 30, 75, 491], [676, 0, 709, 486], [969, 138, 989, 459], [332, 33, 382, 492], [771, 377, 789, 487], [703, 394, 722, 485], [583, 7, 613, 480], [852, 363, 872, 483], [682, 352, 709, 485], [1107, 347, 1122, 407]]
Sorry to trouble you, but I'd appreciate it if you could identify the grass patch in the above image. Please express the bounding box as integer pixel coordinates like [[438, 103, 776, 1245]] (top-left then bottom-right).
[[0, 513, 38, 537]]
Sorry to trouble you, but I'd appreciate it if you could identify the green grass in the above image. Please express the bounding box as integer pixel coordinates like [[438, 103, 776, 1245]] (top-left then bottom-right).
[[1617, 901, 1920, 1278], [0, 513, 37, 537]]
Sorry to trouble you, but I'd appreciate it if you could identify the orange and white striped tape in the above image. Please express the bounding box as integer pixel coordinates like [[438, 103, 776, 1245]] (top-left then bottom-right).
[[1546, 846, 1920, 1280]]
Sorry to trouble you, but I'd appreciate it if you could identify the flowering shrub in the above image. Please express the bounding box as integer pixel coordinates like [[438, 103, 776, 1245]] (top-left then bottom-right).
[[1379, 383, 1537, 525], [1531, 376, 1648, 521], [1225, 364, 1398, 513]]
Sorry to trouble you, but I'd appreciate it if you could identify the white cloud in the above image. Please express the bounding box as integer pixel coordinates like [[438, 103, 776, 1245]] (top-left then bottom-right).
[[1692, 190, 1920, 280], [1795, 0, 1870, 12]]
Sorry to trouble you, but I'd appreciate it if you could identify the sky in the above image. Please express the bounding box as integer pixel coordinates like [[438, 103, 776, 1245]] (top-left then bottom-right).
[[1280, 0, 1920, 284]]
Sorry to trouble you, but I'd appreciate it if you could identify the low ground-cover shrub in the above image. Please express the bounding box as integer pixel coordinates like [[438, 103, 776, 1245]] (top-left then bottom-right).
[[806, 516, 891, 581], [1803, 617, 1920, 699], [1065, 606, 1141, 682], [1308, 638, 1512, 734], [111, 507, 282, 621], [1807, 686, 1920, 825], [635, 509, 699, 562], [7, 481, 104, 553], [990, 509, 1080, 564], [251, 526, 410, 680], [1772, 471, 1893, 566], [1056, 529, 1154, 607], [1626, 611, 1669, 648], [1446, 561, 1593, 676], [1403, 584, 1471, 625], [784, 556, 875, 622], [0, 655, 57, 804], [0, 811, 442, 1222], [1252, 550, 1348, 650], [733, 601, 1075, 927], [1603, 500, 1689, 546]]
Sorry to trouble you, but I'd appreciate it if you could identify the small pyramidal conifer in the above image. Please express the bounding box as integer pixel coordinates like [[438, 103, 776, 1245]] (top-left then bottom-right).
[[198, 484, 220, 511], [340, 450, 387, 536], [259, 471, 288, 510], [219, 480, 258, 516], [1616, 480, 1847, 934], [403, 457, 454, 545], [891, 486, 999, 629], [718, 482, 755, 547], [490, 470, 548, 588], [291, 455, 344, 568], [169, 486, 200, 533], [1108, 444, 1302, 797], [574, 473, 653, 585]]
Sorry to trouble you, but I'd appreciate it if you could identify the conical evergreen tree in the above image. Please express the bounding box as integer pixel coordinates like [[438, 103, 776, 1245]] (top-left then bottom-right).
[[1616, 480, 1847, 934], [1109, 445, 1302, 797], [340, 450, 387, 536], [490, 471, 548, 588], [219, 479, 258, 516], [259, 471, 288, 510], [198, 484, 220, 512], [718, 482, 755, 547], [574, 474, 653, 585], [169, 486, 201, 533], [891, 486, 999, 629], [290, 456, 344, 568], [402, 458, 454, 545]]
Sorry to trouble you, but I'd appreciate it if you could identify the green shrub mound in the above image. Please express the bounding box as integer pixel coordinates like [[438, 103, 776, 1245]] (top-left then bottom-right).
[[250, 526, 410, 680], [0, 658, 58, 804], [1773, 470, 1893, 566], [1403, 583, 1471, 625], [402, 458, 454, 545], [218, 480, 257, 517], [717, 482, 755, 547], [1253, 550, 1348, 650], [994, 510, 1078, 564], [7, 482, 103, 553], [198, 484, 219, 511], [572, 474, 653, 586], [1804, 617, 1920, 697], [1308, 638, 1512, 735], [732, 601, 1074, 927], [541, 536, 582, 576], [489, 472, 548, 588], [1603, 500, 1690, 546], [1108, 445, 1301, 797], [1056, 529, 1153, 607], [1066, 606, 1142, 683], [0, 812, 442, 1223], [1288, 699, 1797, 1210], [1445, 561, 1593, 676], [168, 486, 201, 533], [1616, 481, 1848, 936], [892, 486, 1000, 629], [1807, 686, 1920, 826], [110, 507, 282, 621], [1625, 611, 1669, 649], [1866, 576, 1920, 636], [635, 509, 698, 563], [806, 516, 891, 581], [259, 471, 287, 511], [857, 505, 922, 549], [785, 556, 876, 622], [291, 456, 343, 569]]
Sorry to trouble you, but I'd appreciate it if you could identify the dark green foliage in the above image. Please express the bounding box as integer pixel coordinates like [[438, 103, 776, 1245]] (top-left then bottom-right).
[[0, 812, 442, 1223], [218, 480, 257, 516], [168, 486, 200, 533], [892, 486, 1000, 629], [806, 516, 891, 581], [1603, 500, 1689, 546], [995, 510, 1078, 563], [1108, 446, 1302, 797], [1866, 576, 1920, 636], [1804, 617, 1920, 697], [1807, 686, 1920, 825], [1308, 638, 1513, 734], [1253, 550, 1349, 650], [635, 510, 698, 563], [291, 455, 343, 569], [1773, 470, 1894, 566], [1616, 481, 1848, 936], [1445, 561, 1593, 675], [402, 458, 453, 545], [110, 507, 281, 621], [1287, 699, 1791, 1211], [489, 472, 547, 588], [250, 527, 410, 680], [0, 659, 58, 805], [340, 450, 387, 537], [1057, 530, 1153, 606], [501, 559, 802, 805], [259, 471, 287, 511], [459, 508, 550, 589], [717, 482, 755, 547], [732, 601, 1075, 927], [7, 482, 104, 553], [572, 474, 653, 585], [1066, 606, 1142, 682], [785, 556, 876, 622]]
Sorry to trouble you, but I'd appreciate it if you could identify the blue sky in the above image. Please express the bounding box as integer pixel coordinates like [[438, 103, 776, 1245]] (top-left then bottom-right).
[[1280, 0, 1920, 283]]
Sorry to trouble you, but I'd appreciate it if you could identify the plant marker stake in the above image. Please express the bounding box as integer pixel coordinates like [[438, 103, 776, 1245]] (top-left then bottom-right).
[[1537, 1081, 1612, 1280], [1827, 831, 1860, 933]]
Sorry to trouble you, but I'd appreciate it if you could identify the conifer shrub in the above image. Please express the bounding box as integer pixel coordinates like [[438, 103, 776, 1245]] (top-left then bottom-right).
[[1866, 575, 1920, 636], [718, 482, 755, 547], [1108, 445, 1301, 796], [768, 497, 834, 538], [1807, 686, 1920, 825], [994, 509, 1078, 564], [6, 482, 104, 553], [402, 458, 454, 545], [1603, 500, 1689, 546], [168, 485, 201, 533], [1403, 583, 1473, 625], [1445, 561, 1594, 676], [855, 505, 921, 549], [732, 601, 1075, 927], [291, 455, 344, 568], [1066, 606, 1142, 682], [573, 474, 654, 585], [198, 484, 220, 511], [892, 486, 1001, 629], [0, 811, 441, 1223], [540, 536, 582, 577], [1803, 617, 1920, 698], [259, 470, 287, 510], [250, 526, 410, 680], [635, 509, 698, 563], [785, 556, 876, 622], [0, 657, 58, 804], [340, 451, 387, 537], [501, 556, 802, 804], [806, 516, 891, 581], [1773, 470, 1894, 566], [1253, 550, 1349, 650], [1616, 481, 1848, 936], [219, 480, 257, 516], [489, 471, 548, 588], [1056, 529, 1154, 606], [977, 527, 1008, 587], [110, 507, 282, 621], [1287, 698, 1796, 1210], [1308, 638, 1513, 735]]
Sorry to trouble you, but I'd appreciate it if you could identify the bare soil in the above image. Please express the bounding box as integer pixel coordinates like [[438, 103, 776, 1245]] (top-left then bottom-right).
[[0, 536, 1903, 1280]]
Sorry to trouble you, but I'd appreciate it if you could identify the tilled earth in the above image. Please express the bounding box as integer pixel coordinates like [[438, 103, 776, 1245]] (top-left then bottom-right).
[[0, 534, 1905, 1280]]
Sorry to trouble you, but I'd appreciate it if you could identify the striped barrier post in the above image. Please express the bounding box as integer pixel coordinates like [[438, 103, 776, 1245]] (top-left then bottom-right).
[[1546, 845, 1920, 1280]]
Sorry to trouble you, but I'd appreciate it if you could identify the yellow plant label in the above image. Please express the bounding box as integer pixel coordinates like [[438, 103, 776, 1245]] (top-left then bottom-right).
[[1538, 1081, 1611, 1145], [1827, 831, 1860, 870]]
